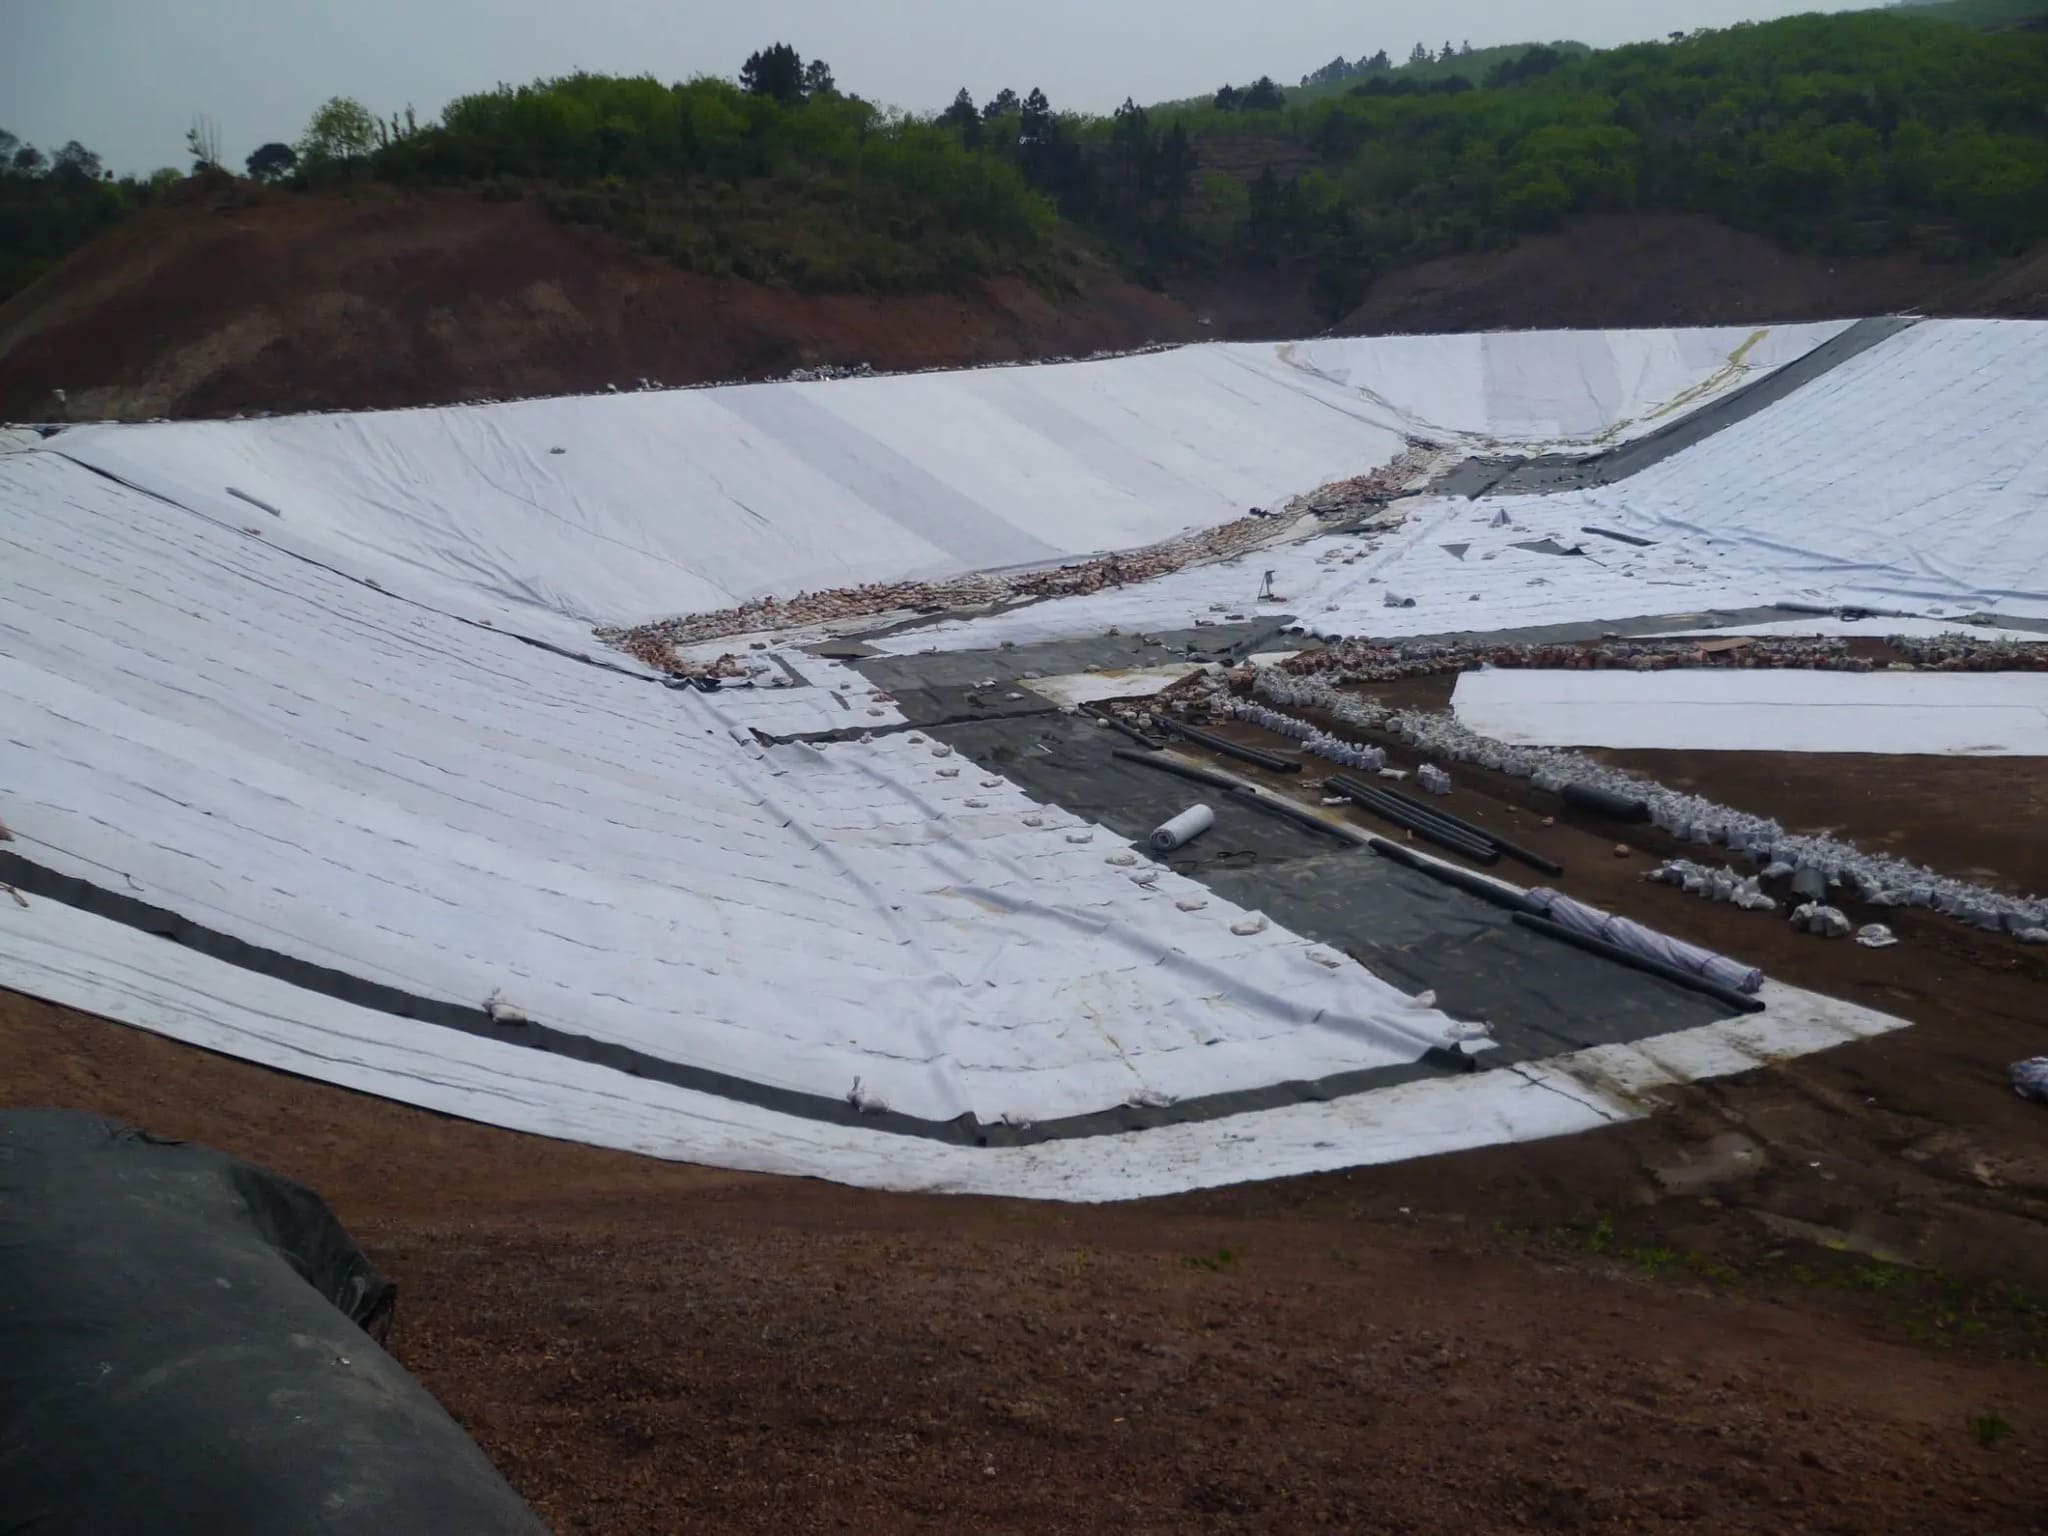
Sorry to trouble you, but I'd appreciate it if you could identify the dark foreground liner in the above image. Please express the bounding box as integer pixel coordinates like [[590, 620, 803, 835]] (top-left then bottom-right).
[[0, 1109, 548, 1536]]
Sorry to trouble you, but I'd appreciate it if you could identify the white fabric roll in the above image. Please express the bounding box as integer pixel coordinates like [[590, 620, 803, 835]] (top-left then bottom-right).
[[1149, 804, 1216, 854]]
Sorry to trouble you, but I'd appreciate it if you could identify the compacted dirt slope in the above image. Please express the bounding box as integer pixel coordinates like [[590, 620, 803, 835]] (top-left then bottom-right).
[[6, 185, 2042, 422], [0, 179, 1206, 421]]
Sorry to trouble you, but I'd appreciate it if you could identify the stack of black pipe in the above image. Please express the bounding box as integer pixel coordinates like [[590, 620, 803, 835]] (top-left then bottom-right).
[[1325, 775, 1564, 876]]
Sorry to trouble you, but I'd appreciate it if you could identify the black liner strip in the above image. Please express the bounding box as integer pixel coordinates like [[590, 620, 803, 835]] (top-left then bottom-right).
[[1581, 525, 1655, 548], [1512, 910, 1767, 1016], [0, 848, 1474, 1148]]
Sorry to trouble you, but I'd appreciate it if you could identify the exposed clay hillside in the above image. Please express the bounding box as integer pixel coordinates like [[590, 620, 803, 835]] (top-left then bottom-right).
[[4, 184, 2044, 422], [0, 180, 1209, 421], [1339, 212, 2048, 334]]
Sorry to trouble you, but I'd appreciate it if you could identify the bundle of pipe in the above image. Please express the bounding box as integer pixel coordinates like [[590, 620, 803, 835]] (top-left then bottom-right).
[[1326, 774, 1500, 866], [1163, 718, 1300, 773], [1526, 889, 1763, 994], [1238, 665, 2048, 939]]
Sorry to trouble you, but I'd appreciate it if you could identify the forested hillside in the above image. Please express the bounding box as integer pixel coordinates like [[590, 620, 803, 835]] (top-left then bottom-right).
[[4, 2, 2046, 318]]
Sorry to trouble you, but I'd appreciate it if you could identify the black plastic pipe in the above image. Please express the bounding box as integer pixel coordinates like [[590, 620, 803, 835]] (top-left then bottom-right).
[[1079, 702, 1164, 750], [1327, 779, 1501, 866], [1111, 748, 1241, 793], [1561, 782, 1651, 824], [1164, 719, 1302, 773], [1335, 776, 1499, 845], [1511, 911, 1766, 1015], [1364, 782, 1565, 877], [1326, 774, 1503, 855]]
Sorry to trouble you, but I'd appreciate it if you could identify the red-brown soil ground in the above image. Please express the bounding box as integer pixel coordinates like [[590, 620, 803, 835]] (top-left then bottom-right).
[[0, 181, 1206, 422], [4, 183, 2042, 422], [6, 678, 2046, 1532]]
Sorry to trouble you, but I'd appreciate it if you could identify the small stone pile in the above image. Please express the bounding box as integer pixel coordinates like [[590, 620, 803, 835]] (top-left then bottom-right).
[[1289, 447, 1440, 519], [1889, 633, 2048, 671], [1289, 634, 1866, 684], [599, 454, 1437, 670]]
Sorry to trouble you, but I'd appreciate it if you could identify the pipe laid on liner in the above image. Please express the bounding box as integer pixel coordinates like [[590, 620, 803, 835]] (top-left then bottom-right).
[[1367, 781, 1565, 877], [1164, 719, 1302, 773], [1367, 838, 1539, 913], [1111, 748, 1241, 794], [1150, 805, 1216, 854], [1110, 751, 1355, 843], [1512, 912, 1767, 1015], [1079, 702, 1164, 750]]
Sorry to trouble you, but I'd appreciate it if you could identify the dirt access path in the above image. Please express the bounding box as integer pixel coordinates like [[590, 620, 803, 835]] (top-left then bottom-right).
[[5, 967, 2045, 1532]]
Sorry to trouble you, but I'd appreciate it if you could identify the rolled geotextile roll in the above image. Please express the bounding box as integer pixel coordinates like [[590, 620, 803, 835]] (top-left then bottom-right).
[[1512, 912, 1767, 1015], [1367, 838, 1539, 913], [1561, 782, 1651, 824], [1150, 804, 1216, 854]]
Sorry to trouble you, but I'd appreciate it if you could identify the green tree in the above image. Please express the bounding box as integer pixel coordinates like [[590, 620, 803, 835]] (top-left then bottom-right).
[[1241, 76, 1285, 111], [740, 44, 805, 106], [941, 88, 981, 145], [298, 97, 378, 168], [802, 58, 836, 98], [50, 141, 103, 183], [245, 142, 298, 183], [983, 88, 1019, 120]]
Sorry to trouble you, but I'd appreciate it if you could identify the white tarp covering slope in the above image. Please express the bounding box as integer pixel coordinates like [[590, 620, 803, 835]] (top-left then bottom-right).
[[1, 451, 1462, 1135], [44, 323, 1844, 645], [879, 319, 2048, 653], [1281, 322, 1846, 447], [0, 449, 1909, 1196], [1453, 668, 2048, 756]]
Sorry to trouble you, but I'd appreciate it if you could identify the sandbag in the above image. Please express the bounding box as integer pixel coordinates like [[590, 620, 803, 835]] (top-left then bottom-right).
[[0, 1110, 548, 1536]]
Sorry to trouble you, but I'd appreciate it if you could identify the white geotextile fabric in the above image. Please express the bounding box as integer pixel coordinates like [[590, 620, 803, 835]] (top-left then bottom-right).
[[48, 346, 1407, 636], [1282, 323, 1847, 447], [40, 324, 1847, 645], [0, 451, 1462, 1132], [873, 320, 2048, 655], [1450, 668, 2048, 756], [0, 895, 1904, 1199], [1526, 889, 1764, 996]]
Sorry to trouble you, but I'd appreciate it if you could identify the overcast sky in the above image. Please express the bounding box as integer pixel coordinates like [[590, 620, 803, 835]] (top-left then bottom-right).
[[4, 0, 1871, 177]]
